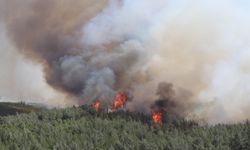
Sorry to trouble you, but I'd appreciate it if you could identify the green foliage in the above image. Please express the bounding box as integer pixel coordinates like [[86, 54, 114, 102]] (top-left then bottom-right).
[[0, 105, 248, 149]]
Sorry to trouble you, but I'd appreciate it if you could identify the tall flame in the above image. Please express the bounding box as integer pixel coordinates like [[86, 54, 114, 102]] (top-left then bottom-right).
[[93, 100, 101, 111], [152, 112, 163, 127], [113, 92, 127, 112]]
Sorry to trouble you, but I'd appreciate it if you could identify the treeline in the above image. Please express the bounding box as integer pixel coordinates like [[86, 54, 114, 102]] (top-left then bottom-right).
[[0, 102, 42, 116], [0, 105, 248, 149]]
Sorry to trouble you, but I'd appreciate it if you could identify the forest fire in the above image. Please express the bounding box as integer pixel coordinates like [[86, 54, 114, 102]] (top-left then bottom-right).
[[152, 112, 163, 126], [91, 92, 166, 126], [113, 92, 127, 112], [93, 100, 101, 111]]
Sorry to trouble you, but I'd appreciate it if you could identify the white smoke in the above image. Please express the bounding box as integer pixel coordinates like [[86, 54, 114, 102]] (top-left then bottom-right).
[[83, 0, 250, 123]]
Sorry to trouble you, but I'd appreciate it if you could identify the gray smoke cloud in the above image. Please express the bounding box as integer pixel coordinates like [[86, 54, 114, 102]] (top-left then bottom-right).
[[1, 0, 250, 123], [0, 0, 147, 107], [0, 0, 108, 97]]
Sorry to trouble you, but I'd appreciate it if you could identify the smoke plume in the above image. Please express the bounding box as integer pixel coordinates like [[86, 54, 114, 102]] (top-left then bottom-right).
[[1, 0, 250, 123]]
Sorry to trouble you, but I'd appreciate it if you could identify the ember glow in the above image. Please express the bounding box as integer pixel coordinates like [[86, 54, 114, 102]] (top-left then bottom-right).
[[113, 92, 127, 112], [93, 100, 101, 111], [152, 112, 163, 127]]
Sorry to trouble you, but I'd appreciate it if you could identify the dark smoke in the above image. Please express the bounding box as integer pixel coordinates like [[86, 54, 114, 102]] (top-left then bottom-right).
[[1, 0, 194, 116], [0, 0, 196, 119], [151, 82, 194, 117], [2, 0, 250, 123], [0, 0, 147, 105]]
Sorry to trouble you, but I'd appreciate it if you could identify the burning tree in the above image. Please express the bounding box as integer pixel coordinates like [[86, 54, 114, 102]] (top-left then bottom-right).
[[113, 92, 127, 112], [92, 100, 101, 112], [152, 111, 163, 127]]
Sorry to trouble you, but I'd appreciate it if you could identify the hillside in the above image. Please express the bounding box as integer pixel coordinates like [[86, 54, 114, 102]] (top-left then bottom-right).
[[0, 102, 42, 116], [0, 106, 249, 149]]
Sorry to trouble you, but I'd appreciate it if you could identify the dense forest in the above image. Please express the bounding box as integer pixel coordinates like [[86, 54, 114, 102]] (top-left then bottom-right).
[[0, 103, 249, 150]]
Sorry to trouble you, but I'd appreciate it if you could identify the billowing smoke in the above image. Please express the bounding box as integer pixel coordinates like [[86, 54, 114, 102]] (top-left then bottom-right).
[[151, 82, 177, 114], [1, 0, 250, 123], [150, 82, 194, 119], [0, 0, 148, 108]]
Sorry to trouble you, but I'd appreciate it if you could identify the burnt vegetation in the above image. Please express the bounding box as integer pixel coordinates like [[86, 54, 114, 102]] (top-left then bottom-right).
[[0, 103, 248, 149]]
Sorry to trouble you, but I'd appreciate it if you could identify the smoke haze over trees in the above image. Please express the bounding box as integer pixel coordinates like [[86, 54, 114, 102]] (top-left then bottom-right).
[[1, 0, 250, 123]]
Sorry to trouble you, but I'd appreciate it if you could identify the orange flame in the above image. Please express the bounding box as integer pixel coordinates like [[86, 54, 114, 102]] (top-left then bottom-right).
[[93, 100, 101, 111], [152, 112, 163, 126], [113, 92, 127, 112]]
